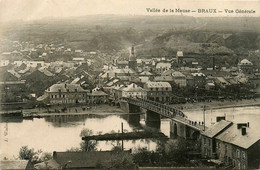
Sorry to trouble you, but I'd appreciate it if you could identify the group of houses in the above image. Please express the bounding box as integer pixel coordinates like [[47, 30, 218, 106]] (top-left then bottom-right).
[[201, 118, 260, 169]]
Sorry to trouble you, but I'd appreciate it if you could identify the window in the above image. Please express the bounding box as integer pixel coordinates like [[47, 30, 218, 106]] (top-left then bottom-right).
[[51, 95, 54, 98], [208, 139, 211, 147], [204, 137, 206, 145], [241, 151, 246, 160], [236, 149, 240, 158]]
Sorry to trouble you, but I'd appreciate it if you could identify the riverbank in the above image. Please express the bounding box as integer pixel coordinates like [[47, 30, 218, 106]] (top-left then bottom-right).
[[171, 98, 260, 111], [21, 104, 125, 117]]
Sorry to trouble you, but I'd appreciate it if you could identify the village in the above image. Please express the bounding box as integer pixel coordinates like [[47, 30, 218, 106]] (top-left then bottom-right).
[[1, 35, 260, 169]]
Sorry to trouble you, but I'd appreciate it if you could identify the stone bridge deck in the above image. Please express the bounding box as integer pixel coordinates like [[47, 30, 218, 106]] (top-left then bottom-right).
[[122, 97, 206, 131]]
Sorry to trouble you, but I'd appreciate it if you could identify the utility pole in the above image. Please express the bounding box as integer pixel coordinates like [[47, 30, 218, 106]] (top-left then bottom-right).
[[121, 122, 124, 151], [203, 105, 206, 131]]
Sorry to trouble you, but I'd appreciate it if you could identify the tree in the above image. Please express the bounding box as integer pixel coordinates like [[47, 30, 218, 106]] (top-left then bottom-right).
[[80, 128, 97, 152], [18, 146, 52, 164], [18, 146, 35, 160]]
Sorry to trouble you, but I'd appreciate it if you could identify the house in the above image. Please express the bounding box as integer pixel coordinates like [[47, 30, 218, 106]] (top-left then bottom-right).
[[176, 51, 184, 64], [0, 60, 10, 67], [155, 62, 171, 75], [52, 151, 135, 169], [238, 59, 253, 74], [215, 123, 260, 169], [191, 72, 206, 87], [100, 68, 137, 80], [201, 120, 232, 159], [144, 81, 172, 102], [215, 77, 230, 88], [119, 83, 147, 99], [44, 83, 88, 105], [87, 90, 108, 104], [0, 160, 33, 170], [172, 71, 187, 87], [205, 82, 215, 90]]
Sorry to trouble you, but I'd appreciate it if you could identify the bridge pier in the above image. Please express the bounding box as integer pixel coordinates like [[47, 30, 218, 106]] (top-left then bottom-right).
[[120, 100, 141, 125], [170, 120, 201, 140], [145, 110, 161, 129]]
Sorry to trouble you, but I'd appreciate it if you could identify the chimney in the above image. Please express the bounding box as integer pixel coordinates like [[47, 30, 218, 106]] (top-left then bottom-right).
[[242, 127, 246, 136], [237, 123, 248, 129], [53, 151, 57, 160], [216, 116, 225, 122]]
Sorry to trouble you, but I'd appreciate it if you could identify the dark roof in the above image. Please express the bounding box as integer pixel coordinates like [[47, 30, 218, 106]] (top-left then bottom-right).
[[202, 120, 232, 138], [215, 124, 260, 149], [0, 160, 29, 170], [53, 151, 130, 168], [46, 83, 87, 93]]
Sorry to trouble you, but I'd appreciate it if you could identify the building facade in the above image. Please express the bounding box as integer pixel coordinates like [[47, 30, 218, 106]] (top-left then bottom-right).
[[45, 83, 88, 105], [144, 81, 172, 102]]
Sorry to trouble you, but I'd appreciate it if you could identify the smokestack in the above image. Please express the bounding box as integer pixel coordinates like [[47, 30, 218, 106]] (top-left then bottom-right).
[[242, 127, 246, 136]]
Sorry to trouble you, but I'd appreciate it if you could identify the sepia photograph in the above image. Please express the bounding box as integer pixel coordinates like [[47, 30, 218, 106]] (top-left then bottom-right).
[[0, 0, 260, 169]]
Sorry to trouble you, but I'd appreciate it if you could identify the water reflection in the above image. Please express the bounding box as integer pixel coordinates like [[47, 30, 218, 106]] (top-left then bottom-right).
[[0, 114, 166, 160]]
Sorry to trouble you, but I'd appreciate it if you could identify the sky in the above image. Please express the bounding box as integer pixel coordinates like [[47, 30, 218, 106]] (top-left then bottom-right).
[[0, 0, 260, 22]]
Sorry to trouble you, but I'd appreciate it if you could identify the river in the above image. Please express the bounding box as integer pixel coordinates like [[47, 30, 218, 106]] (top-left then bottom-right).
[[1, 106, 260, 160]]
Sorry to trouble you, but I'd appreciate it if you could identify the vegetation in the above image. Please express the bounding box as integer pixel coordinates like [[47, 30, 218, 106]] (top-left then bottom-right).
[[18, 146, 52, 164], [133, 138, 199, 167]]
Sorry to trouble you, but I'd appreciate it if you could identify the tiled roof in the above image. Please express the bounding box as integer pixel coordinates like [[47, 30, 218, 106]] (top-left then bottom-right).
[[89, 91, 108, 96], [38, 68, 54, 77], [0, 160, 29, 170], [7, 70, 21, 79], [240, 59, 252, 65], [139, 71, 153, 76], [202, 120, 232, 138], [122, 83, 146, 92], [53, 151, 131, 168], [46, 83, 86, 93], [215, 123, 260, 149], [156, 62, 171, 68], [145, 81, 171, 88]]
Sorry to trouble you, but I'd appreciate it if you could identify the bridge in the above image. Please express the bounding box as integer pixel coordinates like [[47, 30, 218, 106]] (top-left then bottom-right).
[[120, 97, 206, 140]]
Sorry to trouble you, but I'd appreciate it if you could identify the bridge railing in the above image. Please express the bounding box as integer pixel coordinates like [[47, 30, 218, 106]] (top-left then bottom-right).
[[121, 97, 206, 130]]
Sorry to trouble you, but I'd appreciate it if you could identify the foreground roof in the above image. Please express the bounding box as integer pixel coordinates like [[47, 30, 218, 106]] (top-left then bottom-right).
[[202, 120, 232, 138], [53, 151, 131, 168], [0, 160, 29, 170], [215, 123, 260, 149]]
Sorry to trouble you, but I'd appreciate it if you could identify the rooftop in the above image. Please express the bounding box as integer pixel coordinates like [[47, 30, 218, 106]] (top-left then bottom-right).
[[121, 83, 146, 92], [145, 81, 172, 88], [215, 123, 260, 149], [53, 151, 131, 168], [0, 160, 30, 170], [202, 120, 232, 138], [46, 83, 87, 93]]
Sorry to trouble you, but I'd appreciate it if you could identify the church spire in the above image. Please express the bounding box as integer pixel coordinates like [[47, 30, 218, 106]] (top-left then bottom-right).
[[129, 45, 136, 61]]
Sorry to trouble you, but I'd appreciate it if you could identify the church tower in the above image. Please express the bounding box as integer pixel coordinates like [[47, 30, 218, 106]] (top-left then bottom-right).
[[128, 45, 137, 71]]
